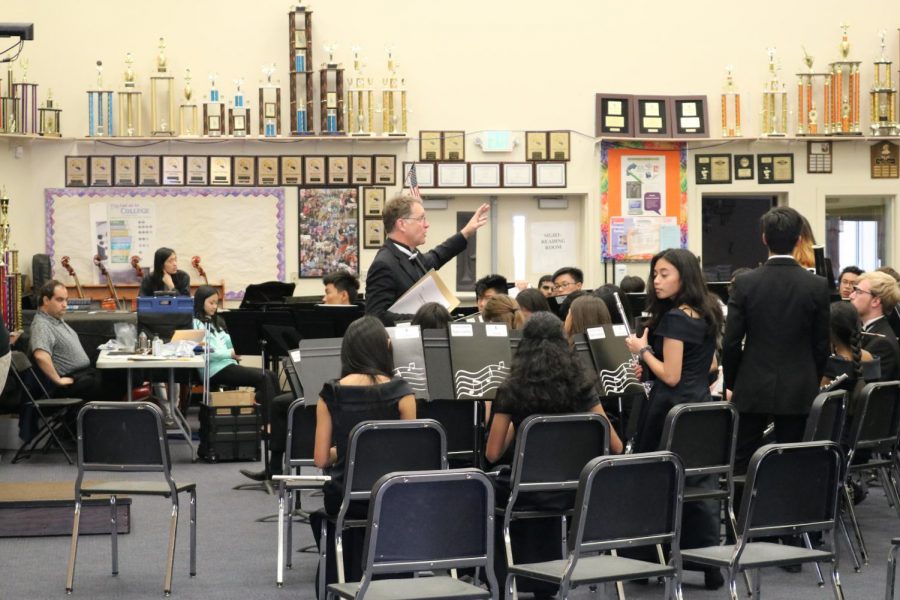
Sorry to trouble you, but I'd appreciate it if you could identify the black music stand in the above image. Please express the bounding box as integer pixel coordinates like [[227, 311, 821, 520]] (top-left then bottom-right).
[[239, 281, 296, 308]]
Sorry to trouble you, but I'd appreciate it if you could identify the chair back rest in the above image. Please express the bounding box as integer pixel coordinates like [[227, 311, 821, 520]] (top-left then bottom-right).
[[416, 399, 483, 456], [344, 419, 447, 499], [510, 413, 610, 492], [10, 351, 51, 401], [362, 469, 496, 584], [281, 356, 303, 399], [571, 451, 683, 554], [659, 402, 737, 474], [285, 398, 317, 469], [848, 381, 900, 454], [738, 441, 843, 539], [803, 390, 847, 443], [77, 402, 169, 473]]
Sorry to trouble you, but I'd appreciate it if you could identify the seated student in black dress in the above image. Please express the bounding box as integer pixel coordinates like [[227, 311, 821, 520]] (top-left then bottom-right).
[[309, 316, 416, 594], [822, 300, 880, 399], [139, 247, 191, 296], [485, 312, 622, 599]]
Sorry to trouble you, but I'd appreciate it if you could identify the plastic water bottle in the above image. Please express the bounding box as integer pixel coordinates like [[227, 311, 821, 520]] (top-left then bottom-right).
[[151, 335, 162, 357], [138, 331, 148, 354]]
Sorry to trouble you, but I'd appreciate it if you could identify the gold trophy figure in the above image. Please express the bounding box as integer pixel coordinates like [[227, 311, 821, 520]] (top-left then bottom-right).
[[346, 46, 374, 135], [869, 30, 897, 135], [380, 48, 407, 136], [829, 23, 862, 135], [150, 37, 175, 135], [87, 60, 113, 136], [179, 68, 199, 136], [761, 48, 788, 136], [117, 52, 143, 136]]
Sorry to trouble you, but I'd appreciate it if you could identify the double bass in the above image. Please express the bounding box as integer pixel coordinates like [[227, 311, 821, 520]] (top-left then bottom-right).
[[60, 256, 84, 299], [93, 254, 122, 310], [191, 255, 209, 286]]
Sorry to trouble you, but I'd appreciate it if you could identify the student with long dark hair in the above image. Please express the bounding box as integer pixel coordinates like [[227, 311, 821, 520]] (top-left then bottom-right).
[[624, 248, 725, 590], [410, 302, 451, 329], [139, 247, 191, 296], [563, 294, 612, 340], [309, 316, 416, 594], [822, 301, 880, 401]]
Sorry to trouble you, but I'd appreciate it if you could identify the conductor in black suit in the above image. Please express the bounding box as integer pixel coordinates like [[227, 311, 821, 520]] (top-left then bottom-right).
[[850, 270, 900, 381], [365, 194, 489, 325], [723, 207, 830, 472]]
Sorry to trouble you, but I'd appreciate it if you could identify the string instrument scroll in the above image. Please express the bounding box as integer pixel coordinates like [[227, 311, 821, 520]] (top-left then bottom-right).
[[192, 255, 209, 285], [60, 256, 84, 299], [93, 254, 122, 310]]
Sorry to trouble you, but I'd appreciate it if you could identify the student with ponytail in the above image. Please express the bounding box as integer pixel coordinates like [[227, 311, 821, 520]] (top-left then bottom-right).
[[822, 301, 880, 405]]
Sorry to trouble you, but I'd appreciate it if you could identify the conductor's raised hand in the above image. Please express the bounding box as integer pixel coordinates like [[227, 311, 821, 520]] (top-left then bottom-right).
[[461, 203, 490, 239]]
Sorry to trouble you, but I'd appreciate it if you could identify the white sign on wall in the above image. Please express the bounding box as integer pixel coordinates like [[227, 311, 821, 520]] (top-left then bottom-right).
[[530, 221, 577, 274]]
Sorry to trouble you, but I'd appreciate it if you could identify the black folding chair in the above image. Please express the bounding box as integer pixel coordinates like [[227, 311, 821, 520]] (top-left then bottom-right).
[[842, 381, 900, 568], [65, 402, 197, 596], [417, 399, 485, 467], [805, 390, 848, 444], [681, 441, 846, 600], [888, 537, 900, 600], [10, 351, 84, 464], [326, 469, 499, 599], [316, 419, 448, 600], [507, 451, 685, 599], [498, 413, 610, 599]]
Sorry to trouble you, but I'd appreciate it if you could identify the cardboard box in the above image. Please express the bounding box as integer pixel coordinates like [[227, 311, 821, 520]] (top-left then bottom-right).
[[209, 389, 256, 414]]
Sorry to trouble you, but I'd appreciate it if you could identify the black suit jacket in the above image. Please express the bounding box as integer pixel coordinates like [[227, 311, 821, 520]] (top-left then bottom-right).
[[364, 233, 468, 325], [861, 317, 900, 381], [723, 257, 830, 415]]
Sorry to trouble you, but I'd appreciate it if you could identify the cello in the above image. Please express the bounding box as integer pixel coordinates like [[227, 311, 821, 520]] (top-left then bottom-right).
[[60, 256, 84, 299], [93, 254, 122, 311], [191, 255, 209, 285], [130, 255, 144, 280]]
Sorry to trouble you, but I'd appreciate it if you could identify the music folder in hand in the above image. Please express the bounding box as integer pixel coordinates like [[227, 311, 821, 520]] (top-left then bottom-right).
[[388, 268, 460, 315]]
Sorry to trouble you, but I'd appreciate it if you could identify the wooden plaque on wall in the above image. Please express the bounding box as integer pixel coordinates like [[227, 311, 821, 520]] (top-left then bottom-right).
[[871, 141, 900, 179]]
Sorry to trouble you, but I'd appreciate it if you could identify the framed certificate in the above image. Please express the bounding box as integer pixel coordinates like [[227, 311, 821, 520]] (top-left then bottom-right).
[[210, 156, 232, 186], [363, 219, 385, 249], [633, 95, 672, 137], [694, 154, 731, 184], [525, 131, 548, 161], [113, 156, 137, 186], [670, 95, 709, 138], [374, 155, 396, 185], [233, 156, 256, 185], [162, 156, 185, 185], [469, 163, 501, 188], [437, 162, 468, 187], [257, 156, 280, 185], [734, 154, 754, 180], [403, 162, 435, 187], [186, 156, 209, 185], [362, 187, 386, 217], [281, 156, 303, 185], [65, 156, 89, 187], [351, 156, 373, 184], [548, 131, 570, 161], [138, 156, 161, 186], [327, 155, 350, 185], [535, 162, 566, 187], [89, 156, 113, 186], [442, 131, 465, 161], [595, 93, 634, 137], [502, 163, 533, 188], [419, 130, 442, 161], [757, 154, 794, 184], [304, 156, 326, 185]]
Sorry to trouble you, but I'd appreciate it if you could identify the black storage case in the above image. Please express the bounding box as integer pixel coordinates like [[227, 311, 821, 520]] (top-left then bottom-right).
[[198, 404, 261, 463]]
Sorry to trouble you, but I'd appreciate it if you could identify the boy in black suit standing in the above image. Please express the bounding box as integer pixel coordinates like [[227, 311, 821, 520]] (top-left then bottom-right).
[[723, 206, 830, 472]]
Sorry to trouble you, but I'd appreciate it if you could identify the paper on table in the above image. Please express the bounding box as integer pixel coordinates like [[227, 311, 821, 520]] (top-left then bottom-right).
[[388, 269, 460, 315]]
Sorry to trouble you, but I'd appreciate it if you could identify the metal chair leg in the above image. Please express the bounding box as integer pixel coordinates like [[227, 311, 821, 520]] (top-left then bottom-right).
[[164, 503, 179, 596], [838, 515, 862, 572], [887, 543, 899, 600], [65, 500, 82, 593], [110, 496, 119, 575], [189, 490, 197, 577], [503, 523, 518, 600], [335, 528, 346, 583], [609, 550, 625, 600], [277, 486, 286, 587], [831, 560, 845, 600], [287, 489, 295, 569], [727, 568, 739, 600], [752, 569, 761, 597], [842, 484, 869, 564], [803, 533, 825, 586], [317, 517, 327, 600]]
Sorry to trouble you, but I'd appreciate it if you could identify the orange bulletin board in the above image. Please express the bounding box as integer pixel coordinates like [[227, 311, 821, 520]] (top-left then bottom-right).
[[600, 141, 687, 261]]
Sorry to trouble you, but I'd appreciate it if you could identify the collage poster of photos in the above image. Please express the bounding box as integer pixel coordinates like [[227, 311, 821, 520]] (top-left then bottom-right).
[[299, 188, 359, 278]]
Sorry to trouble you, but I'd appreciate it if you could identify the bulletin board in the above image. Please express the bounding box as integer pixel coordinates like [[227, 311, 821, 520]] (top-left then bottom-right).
[[45, 187, 286, 300], [600, 141, 687, 261]]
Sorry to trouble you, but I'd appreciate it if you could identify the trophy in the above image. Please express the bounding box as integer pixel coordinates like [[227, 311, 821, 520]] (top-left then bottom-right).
[[38, 89, 62, 137], [258, 64, 282, 137], [229, 78, 250, 137], [828, 24, 863, 135], [288, 4, 315, 135], [179, 69, 199, 136], [11, 58, 38, 134], [346, 46, 374, 135], [319, 44, 345, 134], [117, 53, 143, 136], [795, 48, 829, 135], [380, 48, 407, 135], [721, 65, 742, 137], [87, 60, 114, 137], [761, 48, 788, 136], [203, 72, 226, 137], [150, 37, 175, 136], [870, 31, 898, 135], [0, 63, 20, 133], [0, 190, 10, 262]]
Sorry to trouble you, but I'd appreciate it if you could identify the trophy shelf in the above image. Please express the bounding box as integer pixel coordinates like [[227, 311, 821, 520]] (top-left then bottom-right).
[[49, 135, 410, 143], [597, 135, 900, 144]]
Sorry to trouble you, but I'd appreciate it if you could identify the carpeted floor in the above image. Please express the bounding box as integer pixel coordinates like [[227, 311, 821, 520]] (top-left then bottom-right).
[[1, 433, 897, 600]]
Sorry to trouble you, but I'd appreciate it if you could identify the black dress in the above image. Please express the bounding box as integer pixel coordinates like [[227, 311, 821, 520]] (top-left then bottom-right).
[[823, 354, 881, 416], [138, 270, 191, 296]]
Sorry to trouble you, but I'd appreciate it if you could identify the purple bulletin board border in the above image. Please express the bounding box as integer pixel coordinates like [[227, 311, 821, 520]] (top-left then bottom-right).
[[44, 187, 286, 300]]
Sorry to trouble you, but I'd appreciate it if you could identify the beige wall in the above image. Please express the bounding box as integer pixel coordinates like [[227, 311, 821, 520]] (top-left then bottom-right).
[[2, 0, 900, 299]]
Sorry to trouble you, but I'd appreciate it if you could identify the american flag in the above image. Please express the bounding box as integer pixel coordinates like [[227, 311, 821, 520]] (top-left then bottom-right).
[[406, 163, 421, 199]]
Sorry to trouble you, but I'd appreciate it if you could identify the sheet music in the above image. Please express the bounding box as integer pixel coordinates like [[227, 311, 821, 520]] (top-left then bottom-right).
[[388, 268, 460, 315]]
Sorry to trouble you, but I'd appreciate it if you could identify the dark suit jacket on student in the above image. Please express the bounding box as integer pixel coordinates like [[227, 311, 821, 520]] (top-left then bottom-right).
[[861, 316, 900, 381], [364, 233, 468, 325], [723, 257, 830, 415]]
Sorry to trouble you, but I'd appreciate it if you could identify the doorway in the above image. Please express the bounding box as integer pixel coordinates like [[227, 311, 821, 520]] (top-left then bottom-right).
[[825, 195, 893, 273]]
